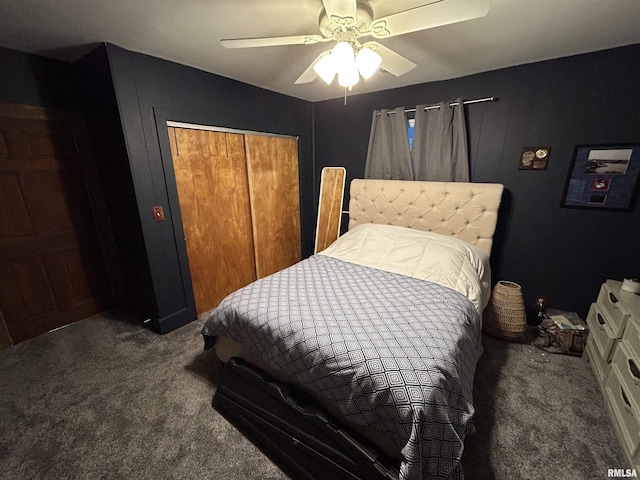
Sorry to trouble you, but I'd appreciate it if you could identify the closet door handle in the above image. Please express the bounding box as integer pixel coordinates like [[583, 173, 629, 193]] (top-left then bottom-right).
[[596, 313, 606, 326], [629, 359, 640, 380], [609, 292, 618, 304]]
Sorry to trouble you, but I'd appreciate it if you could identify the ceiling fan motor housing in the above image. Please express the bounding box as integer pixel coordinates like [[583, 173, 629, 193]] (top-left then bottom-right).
[[319, 0, 374, 39]]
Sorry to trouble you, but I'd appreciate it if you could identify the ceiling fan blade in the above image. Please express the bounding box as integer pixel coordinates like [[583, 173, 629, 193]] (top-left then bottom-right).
[[294, 51, 330, 84], [367, 0, 490, 39], [221, 34, 327, 49], [362, 42, 417, 76], [321, 0, 357, 25]]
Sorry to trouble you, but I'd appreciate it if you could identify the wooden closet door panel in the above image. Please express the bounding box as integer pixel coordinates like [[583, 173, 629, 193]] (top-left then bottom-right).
[[168, 127, 256, 314], [245, 135, 301, 278]]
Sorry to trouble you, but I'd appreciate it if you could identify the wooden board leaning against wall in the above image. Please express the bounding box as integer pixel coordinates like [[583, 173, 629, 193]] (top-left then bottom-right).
[[168, 126, 301, 315], [314, 167, 346, 254]]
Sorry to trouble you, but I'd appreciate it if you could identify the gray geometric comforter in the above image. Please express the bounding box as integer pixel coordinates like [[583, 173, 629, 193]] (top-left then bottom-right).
[[201, 254, 483, 480]]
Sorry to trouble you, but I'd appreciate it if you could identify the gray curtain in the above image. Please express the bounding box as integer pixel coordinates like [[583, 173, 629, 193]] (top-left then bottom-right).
[[411, 98, 469, 182], [363, 107, 413, 180]]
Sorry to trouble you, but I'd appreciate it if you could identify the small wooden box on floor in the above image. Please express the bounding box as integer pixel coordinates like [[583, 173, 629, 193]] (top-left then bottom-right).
[[584, 279, 640, 470]]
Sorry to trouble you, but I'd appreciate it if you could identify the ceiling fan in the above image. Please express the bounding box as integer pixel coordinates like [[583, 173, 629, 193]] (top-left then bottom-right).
[[221, 0, 491, 88]]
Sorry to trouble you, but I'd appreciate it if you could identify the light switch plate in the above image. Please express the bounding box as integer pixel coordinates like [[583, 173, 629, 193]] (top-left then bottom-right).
[[152, 206, 165, 222]]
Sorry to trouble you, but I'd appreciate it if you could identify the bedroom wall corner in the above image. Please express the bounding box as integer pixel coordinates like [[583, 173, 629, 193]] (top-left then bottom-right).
[[75, 44, 157, 321], [0, 45, 80, 110], [79, 43, 315, 334]]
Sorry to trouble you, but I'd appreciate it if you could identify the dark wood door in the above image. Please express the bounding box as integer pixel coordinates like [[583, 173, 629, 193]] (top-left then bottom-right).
[[0, 106, 113, 343]]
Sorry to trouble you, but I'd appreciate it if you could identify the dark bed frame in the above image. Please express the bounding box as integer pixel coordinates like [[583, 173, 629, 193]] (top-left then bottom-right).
[[213, 358, 400, 480]]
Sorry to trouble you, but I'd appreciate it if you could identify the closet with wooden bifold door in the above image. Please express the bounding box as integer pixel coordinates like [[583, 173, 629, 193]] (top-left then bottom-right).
[[167, 125, 301, 315]]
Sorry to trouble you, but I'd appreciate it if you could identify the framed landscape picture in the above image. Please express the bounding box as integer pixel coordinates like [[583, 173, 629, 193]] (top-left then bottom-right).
[[561, 144, 640, 211]]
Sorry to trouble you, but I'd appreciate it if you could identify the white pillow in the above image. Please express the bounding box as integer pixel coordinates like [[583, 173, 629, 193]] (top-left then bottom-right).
[[319, 223, 491, 313]]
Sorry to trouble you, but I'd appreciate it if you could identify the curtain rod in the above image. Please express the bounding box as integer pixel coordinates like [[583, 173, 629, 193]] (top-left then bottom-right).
[[380, 96, 496, 115]]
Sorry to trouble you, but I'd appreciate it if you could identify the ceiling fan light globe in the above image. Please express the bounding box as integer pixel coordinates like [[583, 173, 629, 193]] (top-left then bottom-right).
[[355, 48, 382, 79], [338, 63, 360, 88], [331, 41, 355, 70], [313, 54, 337, 84]]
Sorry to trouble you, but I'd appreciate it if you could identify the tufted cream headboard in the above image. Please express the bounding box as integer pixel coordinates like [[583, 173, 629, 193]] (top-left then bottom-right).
[[348, 179, 504, 256]]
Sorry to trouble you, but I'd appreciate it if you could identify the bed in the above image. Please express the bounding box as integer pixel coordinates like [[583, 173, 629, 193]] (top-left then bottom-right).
[[201, 179, 504, 480]]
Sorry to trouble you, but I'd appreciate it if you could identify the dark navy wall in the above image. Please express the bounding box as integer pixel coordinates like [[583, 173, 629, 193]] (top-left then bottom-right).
[[100, 44, 315, 331], [3, 42, 638, 326], [0, 46, 79, 109], [76, 45, 157, 319], [313, 44, 640, 318]]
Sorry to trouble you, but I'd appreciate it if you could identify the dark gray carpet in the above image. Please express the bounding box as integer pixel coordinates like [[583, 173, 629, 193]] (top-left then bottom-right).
[[464, 332, 625, 479], [0, 310, 625, 479]]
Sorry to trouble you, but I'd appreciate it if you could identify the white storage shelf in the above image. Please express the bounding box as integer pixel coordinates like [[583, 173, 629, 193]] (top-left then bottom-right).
[[585, 279, 640, 470]]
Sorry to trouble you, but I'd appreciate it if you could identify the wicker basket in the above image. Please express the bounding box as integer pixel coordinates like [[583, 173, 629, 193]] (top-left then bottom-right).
[[483, 280, 526, 340]]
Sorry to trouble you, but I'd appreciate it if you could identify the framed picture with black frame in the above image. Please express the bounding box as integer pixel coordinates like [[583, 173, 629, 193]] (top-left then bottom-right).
[[561, 144, 640, 211]]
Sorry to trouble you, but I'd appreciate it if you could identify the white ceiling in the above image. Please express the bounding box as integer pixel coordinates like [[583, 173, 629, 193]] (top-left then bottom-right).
[[1, 0, 640, 102]]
